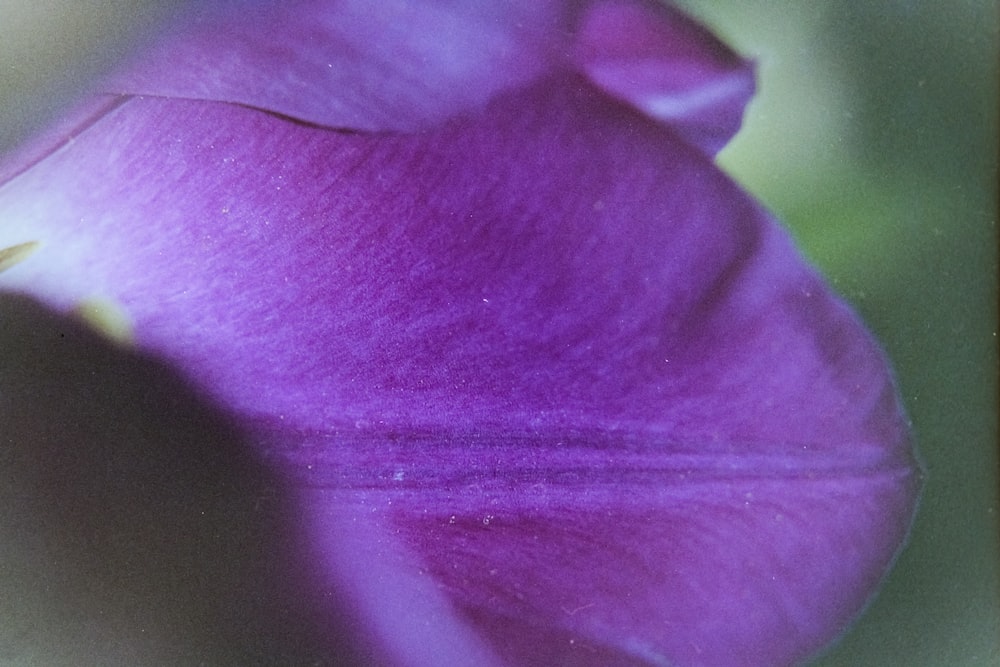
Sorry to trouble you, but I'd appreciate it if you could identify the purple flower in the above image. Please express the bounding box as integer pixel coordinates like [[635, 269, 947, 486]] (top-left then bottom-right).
[[0, 1, 920, 665]]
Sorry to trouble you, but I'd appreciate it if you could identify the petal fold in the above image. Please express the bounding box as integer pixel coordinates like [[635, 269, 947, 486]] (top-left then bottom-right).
[[573, 0, 755, 153], [99, 0, 751, 152], [104, 0, 570, 132]]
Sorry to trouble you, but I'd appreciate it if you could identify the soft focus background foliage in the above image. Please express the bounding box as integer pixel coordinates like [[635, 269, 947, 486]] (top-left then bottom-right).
[[677, 1, 999, 664], [0, 0, 183, 152]]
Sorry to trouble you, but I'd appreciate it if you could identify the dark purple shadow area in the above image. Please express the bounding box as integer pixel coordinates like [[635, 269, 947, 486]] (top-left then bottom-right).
[[0, 294, 356, 665]]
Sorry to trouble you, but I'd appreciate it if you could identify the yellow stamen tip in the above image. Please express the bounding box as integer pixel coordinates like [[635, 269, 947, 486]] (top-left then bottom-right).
[[73, 297, 134, 346], [0, 241, 40, 273]]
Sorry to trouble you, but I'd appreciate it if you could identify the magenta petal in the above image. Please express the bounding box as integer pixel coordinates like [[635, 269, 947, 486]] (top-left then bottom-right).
[[0, 69, 918, 664], [101, 0, 751, 149]]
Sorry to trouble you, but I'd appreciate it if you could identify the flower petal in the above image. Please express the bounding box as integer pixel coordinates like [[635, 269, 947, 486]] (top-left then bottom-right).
[[574, 0, 755, 153], [104, 0, 571, 132], [100, 0, 750, 151], [0, 71, 919, 664]]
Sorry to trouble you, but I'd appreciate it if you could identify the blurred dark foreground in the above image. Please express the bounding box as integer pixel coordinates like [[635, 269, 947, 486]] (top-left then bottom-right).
[[0, 294, 356, 666]]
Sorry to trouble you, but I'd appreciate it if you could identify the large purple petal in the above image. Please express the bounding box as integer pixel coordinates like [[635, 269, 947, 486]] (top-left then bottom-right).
[[100, 0, 750, 153], [0, 66, 918, 664]]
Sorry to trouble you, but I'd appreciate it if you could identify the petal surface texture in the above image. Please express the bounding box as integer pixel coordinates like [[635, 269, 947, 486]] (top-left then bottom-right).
[[0, 2, 919, 666], [102, 0, 751, 151]]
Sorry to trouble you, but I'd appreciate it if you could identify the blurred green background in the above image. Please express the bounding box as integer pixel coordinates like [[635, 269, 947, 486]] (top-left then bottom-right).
[[678, 1, 999, 664], [0, 0, 180, 153]]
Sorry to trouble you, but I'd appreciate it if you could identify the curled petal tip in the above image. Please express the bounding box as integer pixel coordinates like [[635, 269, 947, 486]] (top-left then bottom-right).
[[574, 0, 756, 153]]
